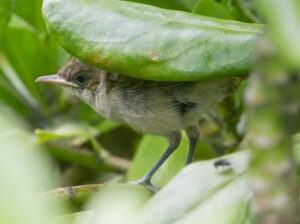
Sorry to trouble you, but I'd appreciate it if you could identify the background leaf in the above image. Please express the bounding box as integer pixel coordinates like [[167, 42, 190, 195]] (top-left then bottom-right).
[[0, 116, 66, 223], [0, 0, 12, 37], [193, 0, 234, 20], [256, 0, 300, 69], [125, 0, 198, 12]]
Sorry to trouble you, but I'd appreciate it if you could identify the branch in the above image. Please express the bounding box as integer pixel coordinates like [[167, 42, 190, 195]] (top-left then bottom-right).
[[46, 143, 131, 172], [40, 184, 104, 203], [39, 183, 149, 216]]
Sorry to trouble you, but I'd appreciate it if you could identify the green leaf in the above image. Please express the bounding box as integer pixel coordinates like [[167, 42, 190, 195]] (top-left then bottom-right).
[[0, 71, 32, 118], [127, 134, 188, 188], [0, 14, 48, 113], [256, 0, 300, 69], [49, 212, 93, 224], [35, 123, 98, 142], [43, 0, 263, 81], [98, 120, 120, 134], [85, 185, 153, 224], [0, 51, 40, 111], [0, 0, 12, 37], [35, 122, 113, 166], [125, 0, 198, 12], [0, 13, 69, 118], [235, 0, 262, 23], [0, 129, 67, 223], [293, 133, 300, 167], [139, 151, 251, 223], [79, 151, 251, 224], [13, 0, 46, 31], [193, 0, 234, 20], [0, 103, 30, 132]]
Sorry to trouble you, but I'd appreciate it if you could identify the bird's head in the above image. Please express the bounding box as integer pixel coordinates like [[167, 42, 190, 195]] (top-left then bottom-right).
[[36, 57, 102, 105]]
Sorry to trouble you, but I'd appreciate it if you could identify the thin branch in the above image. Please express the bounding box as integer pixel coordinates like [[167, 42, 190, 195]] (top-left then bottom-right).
[[46, 143, 131, 172], [39, 183, 149, 211], [40, 184, 104, 204]]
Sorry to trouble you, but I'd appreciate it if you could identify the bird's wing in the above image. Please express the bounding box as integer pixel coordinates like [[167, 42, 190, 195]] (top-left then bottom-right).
[[110, 73, 238, 105], [173, 77, 239, 105], [111, 74, 186, 91]]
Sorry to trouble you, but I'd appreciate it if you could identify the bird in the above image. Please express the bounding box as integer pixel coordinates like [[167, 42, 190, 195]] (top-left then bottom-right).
[[36, 57, 239, 192]]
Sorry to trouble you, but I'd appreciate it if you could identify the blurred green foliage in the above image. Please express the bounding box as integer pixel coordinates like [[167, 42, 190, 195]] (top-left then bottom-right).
[[0, 0, 299, 223], [257, 0, 300, 69]]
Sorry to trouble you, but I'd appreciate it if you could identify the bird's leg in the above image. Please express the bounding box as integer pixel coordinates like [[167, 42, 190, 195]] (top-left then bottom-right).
[[185, 125, 200, 165], [130, 132, 182, 192]]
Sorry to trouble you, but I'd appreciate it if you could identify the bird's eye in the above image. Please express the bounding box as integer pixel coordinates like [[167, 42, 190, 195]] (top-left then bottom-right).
[[74, 74, 88, 85]]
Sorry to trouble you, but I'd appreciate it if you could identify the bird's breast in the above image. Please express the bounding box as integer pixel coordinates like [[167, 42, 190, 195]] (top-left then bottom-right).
[[93, 88, 183, 135]]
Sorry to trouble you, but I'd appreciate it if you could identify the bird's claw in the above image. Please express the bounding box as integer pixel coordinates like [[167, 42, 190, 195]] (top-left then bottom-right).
[[129, 178, 159, 193]]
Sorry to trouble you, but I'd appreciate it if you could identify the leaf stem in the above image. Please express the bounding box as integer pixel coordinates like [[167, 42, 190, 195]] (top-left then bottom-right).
[[46, 143, 131, 172]]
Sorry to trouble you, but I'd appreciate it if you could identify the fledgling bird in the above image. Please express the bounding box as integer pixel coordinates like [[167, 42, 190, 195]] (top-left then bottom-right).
[[36, 57, 238, 191]]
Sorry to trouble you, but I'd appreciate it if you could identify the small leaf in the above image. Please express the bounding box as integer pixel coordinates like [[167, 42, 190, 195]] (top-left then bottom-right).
[[125, 0, 198, 12], [35, 123, 99, 142], [193, 0, 234, 20]]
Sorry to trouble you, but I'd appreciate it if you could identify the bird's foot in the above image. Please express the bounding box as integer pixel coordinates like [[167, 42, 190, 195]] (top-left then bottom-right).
[[129, 178, 159, 193]]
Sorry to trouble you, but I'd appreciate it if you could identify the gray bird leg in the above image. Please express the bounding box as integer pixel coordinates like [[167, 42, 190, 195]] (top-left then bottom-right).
[[185, 125, 200, 165], [130, 132, 182, 192]]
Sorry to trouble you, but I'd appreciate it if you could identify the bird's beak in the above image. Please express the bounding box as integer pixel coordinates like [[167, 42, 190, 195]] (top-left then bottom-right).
[[35, 74, 66, 85], [35, 74, 77, 87]]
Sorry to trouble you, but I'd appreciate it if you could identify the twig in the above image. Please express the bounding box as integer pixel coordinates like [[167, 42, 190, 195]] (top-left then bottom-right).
[[39, 183, 150, 216], [40, 184, 104, 204], [46, 143, 131, 172]]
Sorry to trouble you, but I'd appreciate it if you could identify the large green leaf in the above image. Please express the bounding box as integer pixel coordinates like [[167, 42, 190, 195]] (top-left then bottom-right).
[[0, 120, 67, 223], [43, 0, 263, 81], [139, 151, 251, 223], [74, 151, 251, 224]]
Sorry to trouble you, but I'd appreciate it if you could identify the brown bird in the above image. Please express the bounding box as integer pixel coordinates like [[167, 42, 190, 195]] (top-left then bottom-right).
[[36, 57, 238, 191]]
